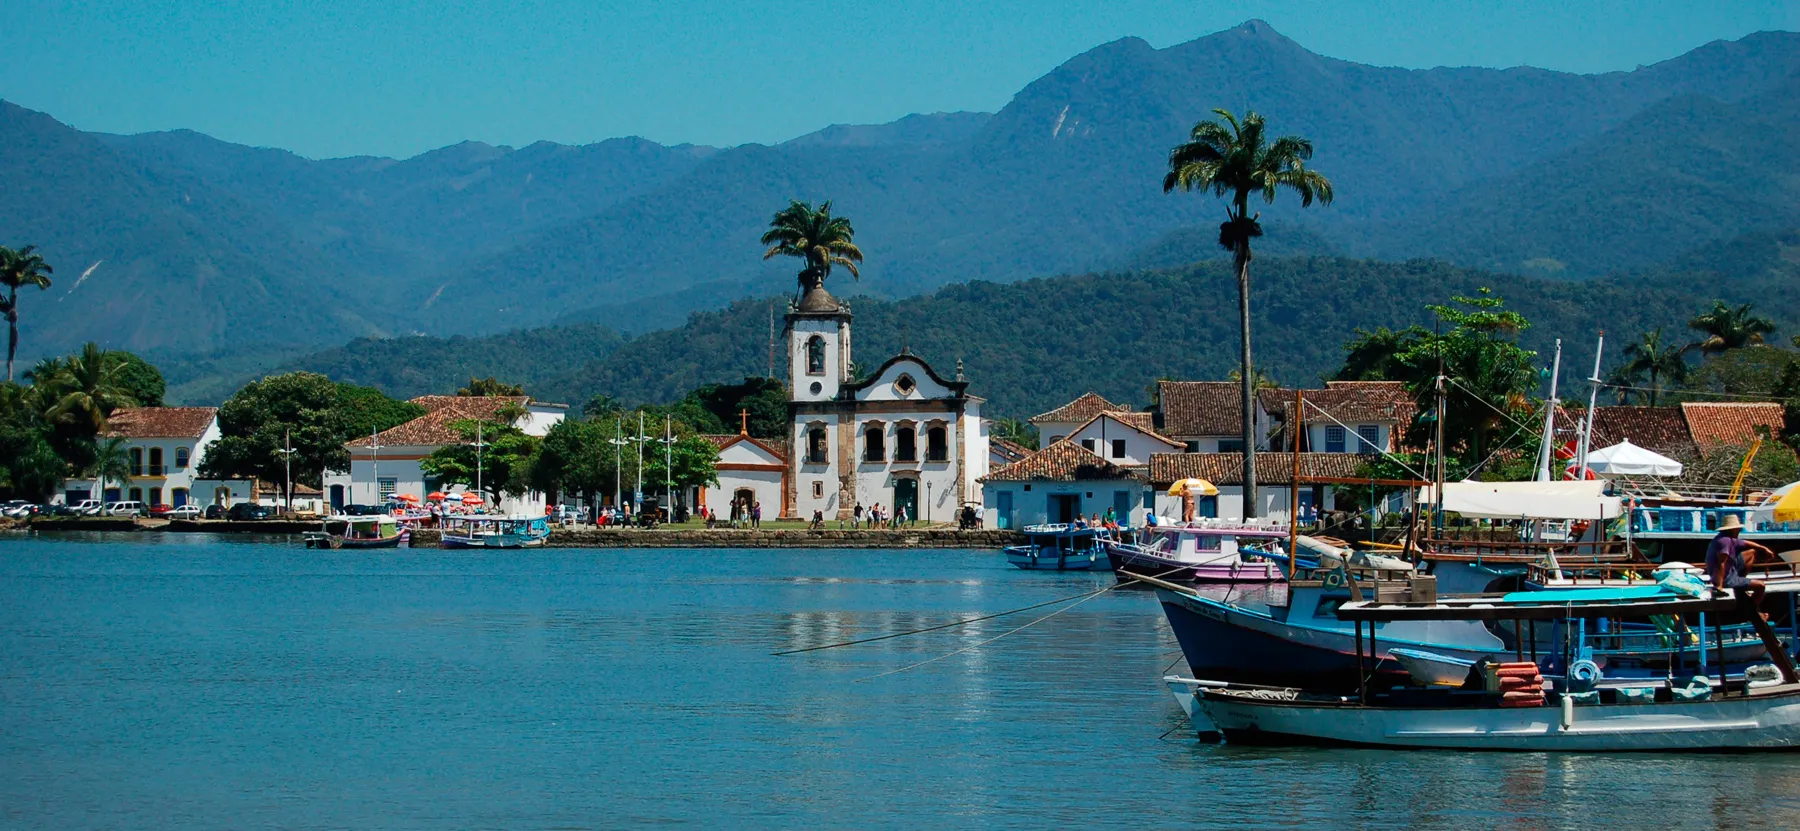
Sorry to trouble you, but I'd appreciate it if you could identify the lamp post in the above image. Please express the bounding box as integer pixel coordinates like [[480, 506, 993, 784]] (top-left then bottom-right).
[[634, 411, 647, 512], [275, 428, 296, 515], [609, 415, 627, 516], [661, 414, 675, 519], [925, 480, 932, 526]]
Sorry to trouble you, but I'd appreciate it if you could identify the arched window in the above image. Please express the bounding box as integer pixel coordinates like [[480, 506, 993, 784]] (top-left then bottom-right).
[[807, 426, 829, 464], [148, 447, 164, 475], [175, 447, 191, 469], [129, 447, 143, 477], [863, 425, 886, 462], [926, 424, 949, 462], [806, 336, 826, 375], [895, 425, 918, 462]]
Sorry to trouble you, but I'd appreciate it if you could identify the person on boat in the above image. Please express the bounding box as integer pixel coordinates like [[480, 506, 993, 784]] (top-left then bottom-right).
[[1145, 510, 1159, 527], [1707, 514, 1772, 615]]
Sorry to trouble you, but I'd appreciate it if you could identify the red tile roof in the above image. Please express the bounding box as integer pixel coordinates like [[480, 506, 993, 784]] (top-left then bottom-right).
[[347, 396, 529, 447], [1157, 381, 1245, 436], [1149, 452, 1368, 486], [1681, 402, 1785, 448], [1261, 381, 1418, 427], [981, 440, 1148, 483], [1029, 392, 1127, 424], [1568, 406, 1694, 451], [104, 407, 217, 439]]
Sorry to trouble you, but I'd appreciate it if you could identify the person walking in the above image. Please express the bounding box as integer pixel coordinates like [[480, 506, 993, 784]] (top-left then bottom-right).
[[752, 501, 762, 529], [854, 503, 864, 529]]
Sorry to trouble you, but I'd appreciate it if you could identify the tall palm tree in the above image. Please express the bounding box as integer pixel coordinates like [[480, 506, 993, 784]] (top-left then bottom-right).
[[88, 436, 133, 504], [1688, 301, 1775, 356], [1618, 328, 1691, 406], [0, 245, 55, 382], [46, 343, 137, 433], [1164, 109, 1333, 514], [760, 200, 863, 295]]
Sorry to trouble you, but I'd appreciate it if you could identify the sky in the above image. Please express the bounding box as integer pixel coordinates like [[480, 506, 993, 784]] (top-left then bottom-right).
[[2, 1, 1794, 159]]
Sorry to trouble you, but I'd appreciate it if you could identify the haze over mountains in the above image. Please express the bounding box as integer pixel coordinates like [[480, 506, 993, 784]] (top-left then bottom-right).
[[2, 20, 1798, 367]]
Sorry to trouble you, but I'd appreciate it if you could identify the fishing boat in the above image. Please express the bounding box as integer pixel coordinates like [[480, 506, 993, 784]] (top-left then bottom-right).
[[1004, 524, 1120, 570], [302, 514, 407, 549], [1627, 499, 1800, 564], [1103, 522, 1288, 583], [1167, 588, 1800, 750], [439, 515, 552, 549]]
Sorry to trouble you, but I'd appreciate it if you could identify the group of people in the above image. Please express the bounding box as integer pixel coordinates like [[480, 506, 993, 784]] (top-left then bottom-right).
[[1070, 507, 1123, 532], [704, 498, 762, 529], [850, 502, 909, 529]]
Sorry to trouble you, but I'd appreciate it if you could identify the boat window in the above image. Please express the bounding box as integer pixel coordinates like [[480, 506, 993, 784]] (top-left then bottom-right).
[[1197, 535, 1222, 552]]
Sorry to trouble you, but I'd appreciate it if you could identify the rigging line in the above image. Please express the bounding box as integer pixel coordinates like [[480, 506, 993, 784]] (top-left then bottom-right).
[[1297, 399, 1431, 482], [1444, 377, 1541, 435], [853, 584, 1117, 683], [770, 586, 1106, 656], [1597, 382, 1791, 403], [1461, 421, 1537, 477]]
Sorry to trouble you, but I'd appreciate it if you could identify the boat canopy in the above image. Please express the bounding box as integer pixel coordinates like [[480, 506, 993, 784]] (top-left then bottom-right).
[[1417, 480, 1621, 520], [1585, 440, 1683, 477]]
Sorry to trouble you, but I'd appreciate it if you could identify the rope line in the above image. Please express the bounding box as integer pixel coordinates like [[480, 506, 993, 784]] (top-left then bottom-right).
[[770, 586, 1108, 656], [854, 583, 1118, 682]]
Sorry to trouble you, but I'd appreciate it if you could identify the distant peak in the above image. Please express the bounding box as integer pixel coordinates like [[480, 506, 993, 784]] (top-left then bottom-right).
[[1236, 19, 1281, 38]]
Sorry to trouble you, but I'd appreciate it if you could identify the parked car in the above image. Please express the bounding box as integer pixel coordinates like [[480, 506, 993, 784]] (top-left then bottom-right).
[[71, 499, 105, 516], [551, 505, 586, 525], [202, 504, 227, 520], [226, 502, 275, 521], [1, 500, 30, 517], [106, 501, 147, 517], [168, 504, 203, 520], [3, 502, 44, 519], [147, 504, 176, 517], [46, 503, 81, 517]]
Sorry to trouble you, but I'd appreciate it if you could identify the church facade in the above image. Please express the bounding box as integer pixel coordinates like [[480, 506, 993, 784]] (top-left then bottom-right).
[[780, 282, 989, 522]]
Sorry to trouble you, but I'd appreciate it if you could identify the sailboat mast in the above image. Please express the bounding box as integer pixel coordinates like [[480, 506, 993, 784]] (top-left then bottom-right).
[[1535, 339, 1563, 482], [1577, 332, 1605, 478]]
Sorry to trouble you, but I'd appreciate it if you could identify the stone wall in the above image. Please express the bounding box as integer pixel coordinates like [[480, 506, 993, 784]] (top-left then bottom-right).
[[409, 527, 1022, 549]]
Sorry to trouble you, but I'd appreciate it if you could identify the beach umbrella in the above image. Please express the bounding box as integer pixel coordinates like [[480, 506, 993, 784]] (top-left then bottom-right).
[[1584, 440, 1683, 477], [1167, 478, 1219, 497], [1772, 484, 1800, 523], [461, 494, 485, 505], [394, 493, 420, 503], [428, 491, 448, 501]]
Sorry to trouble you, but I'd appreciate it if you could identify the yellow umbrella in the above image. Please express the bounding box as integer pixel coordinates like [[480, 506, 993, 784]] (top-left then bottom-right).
[[1773, 485, 1800, 523], [1167, 478, 1219, 497]]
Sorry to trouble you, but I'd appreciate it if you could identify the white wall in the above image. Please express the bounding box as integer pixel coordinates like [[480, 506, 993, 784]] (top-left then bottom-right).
[[1305, 422, 1392, 454], [703, 470, 783, 518], [1068, 415, 1180, 465], [1035, 420, 1082, 445], [983, 480, 1153, 529], [1151, 485, 1337, 522]]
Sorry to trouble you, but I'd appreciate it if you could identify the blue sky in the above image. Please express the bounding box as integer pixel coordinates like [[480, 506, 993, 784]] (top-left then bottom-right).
[[2, 1, 1793, 159]]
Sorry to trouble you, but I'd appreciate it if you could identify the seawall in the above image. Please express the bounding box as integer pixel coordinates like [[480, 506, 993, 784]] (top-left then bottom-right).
[[408, 528, 1022, 549]]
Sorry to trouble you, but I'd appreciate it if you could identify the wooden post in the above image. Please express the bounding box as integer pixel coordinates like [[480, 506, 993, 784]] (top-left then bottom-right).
[[1289, 389, 1303, 582], [1746, 600, 1799, 685]]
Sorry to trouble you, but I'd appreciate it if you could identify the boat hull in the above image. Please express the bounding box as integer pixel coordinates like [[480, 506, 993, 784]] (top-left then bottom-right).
[[1108, 547, 1282, 584], [1005, 546, 1108, 570]]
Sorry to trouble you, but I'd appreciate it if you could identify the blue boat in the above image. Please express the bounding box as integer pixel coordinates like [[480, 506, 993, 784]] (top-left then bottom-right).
[[1004, 524, 1121, 570], [439, 515, 552, 549]]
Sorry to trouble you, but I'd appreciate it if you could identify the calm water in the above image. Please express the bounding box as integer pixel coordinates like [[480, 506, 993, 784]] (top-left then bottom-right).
[[3, 534, 1798, 830]]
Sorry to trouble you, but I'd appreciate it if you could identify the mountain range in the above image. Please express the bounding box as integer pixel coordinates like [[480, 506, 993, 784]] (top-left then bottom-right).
[[2, 20, 1798, 369]]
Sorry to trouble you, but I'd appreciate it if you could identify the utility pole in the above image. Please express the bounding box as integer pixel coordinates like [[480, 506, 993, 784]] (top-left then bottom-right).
[[663, 413, 674, 517], [610, 415, 625, 514], [276, 428, 296, 515], [635, 411, 646, 512], [473, 420, 489, 510], [370, 427, 382, 506]]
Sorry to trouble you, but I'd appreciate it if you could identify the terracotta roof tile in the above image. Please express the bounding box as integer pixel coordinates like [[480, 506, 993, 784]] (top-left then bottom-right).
[[103, 407, 217, 439], [981, 440, 1147, 483], [990, 437, 1033, 465], [347, 396, 529, 448], [1261, 382, 1418, 427], [1149, 452, 1367, 486], [1561, 406, 1693, 452], [700, 434, 739, 450], [1681, 402, 1785, 448], [1029, 392, 1126, 424], [1157, 381, 1245, 436]]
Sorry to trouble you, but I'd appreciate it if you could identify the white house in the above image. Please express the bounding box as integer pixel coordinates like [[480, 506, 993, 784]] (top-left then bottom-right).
[[1028, 392, 1129, 445], [780, 282, 989, 523], [80, 407, 221, 507], [979, 440, 1154, 529], [1260, 381, 1417, 455], [1148, 452, 1359, 522], [1065, 411, 1184, 466], [322, 395, 566, 514], [698, 431, 787, 517]]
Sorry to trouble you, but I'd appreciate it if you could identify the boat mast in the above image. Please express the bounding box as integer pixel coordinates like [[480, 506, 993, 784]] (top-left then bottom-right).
[[1433, 319, 1446, 536], [1534, 339, 1563, 482], [1289, 388, 1303, 582], [1576, 332, 1605, 480]]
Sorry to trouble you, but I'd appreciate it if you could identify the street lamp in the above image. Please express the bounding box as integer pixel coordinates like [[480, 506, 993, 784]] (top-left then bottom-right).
[[275, 428, 296, 515], [659, 414, 676, 520], [633, 411, 649, 512], [608, 414, 627, 515]]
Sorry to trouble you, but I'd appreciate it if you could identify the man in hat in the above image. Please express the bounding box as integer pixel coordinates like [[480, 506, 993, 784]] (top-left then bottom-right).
[[1705, 514, 1773, 613]]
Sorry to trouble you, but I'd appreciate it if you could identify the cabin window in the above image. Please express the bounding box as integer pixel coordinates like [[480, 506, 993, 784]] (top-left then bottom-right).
[[148, 447, 164, 475], [1325, 426, 1346, 453], [926, 425, 948, 462], [1356, 425, 1380, 454], [1081, 438, 1097, 453], [895, 426, 917, 462], [1218, 439, 1243, 453], [806, 336, 826, 375], [175, 447, 190, 469], [129, 447, 144, 477], [1111, 439, 1126, 459], [807, 427, 828, 464], [864, 425, 886, 462]]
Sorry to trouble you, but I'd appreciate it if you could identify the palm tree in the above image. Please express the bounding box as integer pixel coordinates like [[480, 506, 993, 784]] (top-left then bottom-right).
[[1164, 109, 1333, 514], [0, 245, 54, 382], [1688, 301, 1775, 356], [760, 200, 863, 295], [1618, 328, 1690, 406], [88, 436, 133, 504], [46, 343, 137, 433]]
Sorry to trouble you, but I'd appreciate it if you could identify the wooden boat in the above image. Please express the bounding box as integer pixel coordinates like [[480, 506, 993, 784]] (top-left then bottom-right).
[[1167, 588, 1800, 750], [303, 515, 407, 549], [1627, 500, 1800, 564], [1103, 522, 1287, 584], [1003, 524, 1118, 570], [439, 515, 551, 549]]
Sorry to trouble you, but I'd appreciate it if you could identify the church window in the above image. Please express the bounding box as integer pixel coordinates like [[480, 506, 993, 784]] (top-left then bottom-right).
[[812, 481, 824, 498], [864, 425, 886, 462], [896, 426, 917, 462], [895, 374, 916, 395], [807, 427, 828, 464], [806, 336, 826, 375], [926, 425, 948, 462]]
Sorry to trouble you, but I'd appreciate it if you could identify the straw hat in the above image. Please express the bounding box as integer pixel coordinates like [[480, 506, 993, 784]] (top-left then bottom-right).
[[1718, 514, 1745, 532]]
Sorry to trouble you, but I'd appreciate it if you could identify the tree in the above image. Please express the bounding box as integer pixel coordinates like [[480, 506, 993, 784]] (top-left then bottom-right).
[[335, 382, 426, 438], [1336, 326, 1427, 383], [760, 200, 863, 295], [1398, 291, 1540, 465], [108, 351, 166, 408], [1164, 108, 1333, 515], [419, 418, 539, 504], [990, 418, 1039, 451], [641, 434, 720, 505], [45, 343, 137, 434], [675, 377, 787, 438], [1688, 301, 1775, 356], [529, 419, 621, 507], [1616, 328, 1690, 406], [0, 245, 54, 382], [458, 377, 525, 396], [87, 436, 133, 502], [199, 372, 350, 488]]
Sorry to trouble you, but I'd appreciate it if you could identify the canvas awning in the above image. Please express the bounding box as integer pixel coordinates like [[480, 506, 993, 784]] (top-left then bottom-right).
[[1584, 440, 1683, 477], [1417, 480, 1621, 520]]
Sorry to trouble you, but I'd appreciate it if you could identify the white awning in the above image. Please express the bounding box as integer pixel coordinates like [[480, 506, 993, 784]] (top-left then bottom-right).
[[1584, 440, 1683, 477], [1417, 479, 1621, 520]]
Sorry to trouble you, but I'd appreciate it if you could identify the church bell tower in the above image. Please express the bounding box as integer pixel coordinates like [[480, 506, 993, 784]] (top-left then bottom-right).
[[786, 283, 852, 402]]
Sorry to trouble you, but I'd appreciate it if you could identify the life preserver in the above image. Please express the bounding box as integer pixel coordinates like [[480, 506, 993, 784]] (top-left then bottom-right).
[[1569, 659, 1602, 683]]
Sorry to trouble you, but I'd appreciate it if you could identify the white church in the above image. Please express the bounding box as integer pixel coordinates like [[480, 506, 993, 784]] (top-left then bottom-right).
[[711, 280, 991, 521]]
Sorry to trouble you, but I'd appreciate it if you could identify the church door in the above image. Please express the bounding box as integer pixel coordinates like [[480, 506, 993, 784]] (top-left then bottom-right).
[[893, 478, 918, 523]]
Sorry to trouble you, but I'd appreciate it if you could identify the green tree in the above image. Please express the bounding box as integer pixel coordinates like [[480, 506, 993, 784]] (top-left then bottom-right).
[[1615, 328, 1691, 406], [1385, 290, 1539, 465], [87, 436, 133, 502], [1688, 301, 1776, 356], [1163, 108, 1333, 514], [108, 351, 166, 408], [675, 377, 787, 438], [760, 200, 863, 295], [990, 417, 1039, 451], [419, 418, 539, 504], [529, 419, 622, 506], [0, 383, 67, 501], [641, 434, 720, 507], [458, 376, 526, 396], [335, 382, 427, 438], [45, 343, 138, 434], [199, 372, 350, 488], [1336, 326, 1428, 382], [0, 245, 54, 382]]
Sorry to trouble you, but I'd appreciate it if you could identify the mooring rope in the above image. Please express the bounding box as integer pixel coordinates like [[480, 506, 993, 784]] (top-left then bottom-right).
[[853, 582, 1123, 682], [770, 585, 1113, 656]]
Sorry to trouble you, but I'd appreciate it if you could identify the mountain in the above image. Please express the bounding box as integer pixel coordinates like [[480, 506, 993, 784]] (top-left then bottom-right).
[[782, 112, 992, 149]]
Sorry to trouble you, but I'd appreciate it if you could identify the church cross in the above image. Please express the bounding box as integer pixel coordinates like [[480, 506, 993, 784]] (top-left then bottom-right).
[[740, 408, 749, 435]]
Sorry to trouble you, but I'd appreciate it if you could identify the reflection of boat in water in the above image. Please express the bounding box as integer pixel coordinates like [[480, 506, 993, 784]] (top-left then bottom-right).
[[1103, 522, 1287, 584], [303, 515, 407, 549], [1004, 524, 1123, 570], [439, 515, 551, 549]]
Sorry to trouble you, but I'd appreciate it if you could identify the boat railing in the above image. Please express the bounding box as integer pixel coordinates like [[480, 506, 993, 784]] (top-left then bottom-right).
[[1422, 537, 1632, 563]]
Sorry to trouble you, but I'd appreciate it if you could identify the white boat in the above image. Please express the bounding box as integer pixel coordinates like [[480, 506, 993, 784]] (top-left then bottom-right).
[[1103, 521, 1289, 583], [439, 515, 551, 549]]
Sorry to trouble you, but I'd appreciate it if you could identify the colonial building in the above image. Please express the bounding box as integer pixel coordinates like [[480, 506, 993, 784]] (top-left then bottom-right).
[[1028, 392, 1129, 445], [698, 429, 787, 517], [980, 440, 1153, 529], [1153, 381, 1266, 452], [323, 395, 566, 513], [1261, 381, 1418, 454], [1148, 452, 1363, 522], [82, 407, 221, 506], [781, 282, 989, 522]]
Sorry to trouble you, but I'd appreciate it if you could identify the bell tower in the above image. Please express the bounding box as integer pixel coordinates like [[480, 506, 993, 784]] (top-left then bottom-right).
[[786, 283, 852, 403]]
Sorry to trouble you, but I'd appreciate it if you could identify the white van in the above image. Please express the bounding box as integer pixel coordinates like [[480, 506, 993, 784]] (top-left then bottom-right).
[[106, 501, 146, 517], [72, 499, 105, 516]]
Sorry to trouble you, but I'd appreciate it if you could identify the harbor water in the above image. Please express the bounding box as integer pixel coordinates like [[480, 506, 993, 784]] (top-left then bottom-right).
[[4, 534, 1798, 829]]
